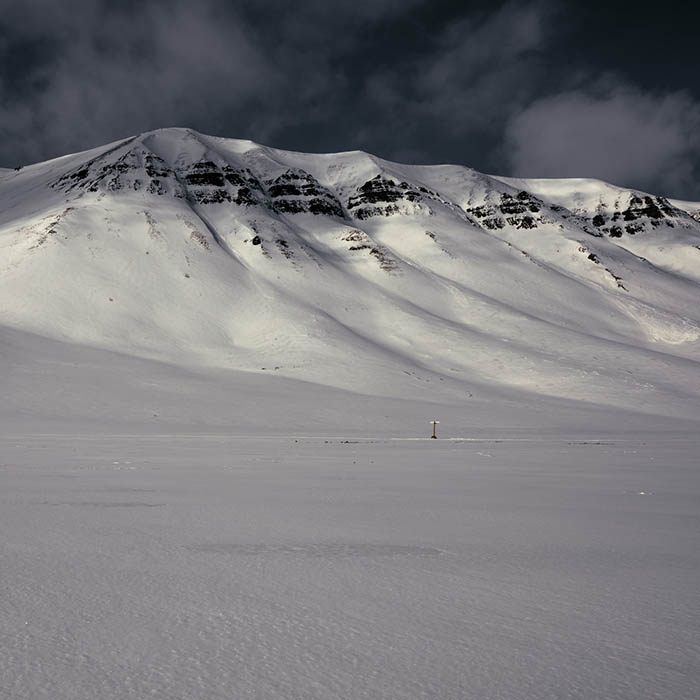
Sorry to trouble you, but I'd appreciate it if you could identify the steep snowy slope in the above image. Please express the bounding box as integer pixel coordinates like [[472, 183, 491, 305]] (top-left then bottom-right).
[[498, 175, 700, 284], [1, 128, 699, 422]]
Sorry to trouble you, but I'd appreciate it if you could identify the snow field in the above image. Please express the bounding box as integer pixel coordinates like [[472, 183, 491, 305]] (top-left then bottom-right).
[[1, 435, 698, 700]]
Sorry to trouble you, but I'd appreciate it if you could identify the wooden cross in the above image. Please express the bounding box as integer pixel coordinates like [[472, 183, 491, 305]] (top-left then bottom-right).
[[430, 420, 439, 439]]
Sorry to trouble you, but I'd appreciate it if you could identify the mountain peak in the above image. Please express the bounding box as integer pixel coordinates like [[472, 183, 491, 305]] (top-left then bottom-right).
[[1, 130, 699, 419]]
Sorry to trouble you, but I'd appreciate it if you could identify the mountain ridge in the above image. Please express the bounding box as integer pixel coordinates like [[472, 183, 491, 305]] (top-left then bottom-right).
[[1, 127, 699, 422]]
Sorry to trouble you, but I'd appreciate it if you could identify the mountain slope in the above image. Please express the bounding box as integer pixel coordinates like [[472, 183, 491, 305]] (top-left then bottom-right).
[[1, 128, 699, 422]]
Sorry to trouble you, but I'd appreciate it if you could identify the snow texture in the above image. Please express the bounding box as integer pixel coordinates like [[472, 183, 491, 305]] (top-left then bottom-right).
[[1, 128, 699, 699], [1, 127, 699, 418], [1, 434, 698, 700]]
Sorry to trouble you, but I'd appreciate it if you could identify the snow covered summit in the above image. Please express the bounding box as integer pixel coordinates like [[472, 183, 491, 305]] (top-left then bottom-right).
[[1, 127, 699, 422]]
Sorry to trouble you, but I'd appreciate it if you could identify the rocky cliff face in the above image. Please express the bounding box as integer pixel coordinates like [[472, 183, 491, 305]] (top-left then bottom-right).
[[585, 194, 689, 237], [48, 130, 700, 251]]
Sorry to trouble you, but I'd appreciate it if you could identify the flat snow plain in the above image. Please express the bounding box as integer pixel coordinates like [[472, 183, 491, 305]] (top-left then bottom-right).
[[2, 432, 699, 699]]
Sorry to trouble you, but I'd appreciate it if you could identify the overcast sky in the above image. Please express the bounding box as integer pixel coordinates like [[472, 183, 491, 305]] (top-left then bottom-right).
[[1, 0, 699, 198]]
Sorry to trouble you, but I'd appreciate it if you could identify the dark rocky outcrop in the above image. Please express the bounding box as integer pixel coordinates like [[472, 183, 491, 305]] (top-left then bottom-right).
[[182, 161, 264, 205], [464, 191, 544, 231], [53, 146, 184, 198], [265, 170, 345, 218], [347, 175, 426, 219], [587, 195, 686, 237]]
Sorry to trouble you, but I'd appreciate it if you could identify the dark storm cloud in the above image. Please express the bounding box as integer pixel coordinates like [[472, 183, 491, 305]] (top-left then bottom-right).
[[1, 0, 699, 198], [0, 0, 273, 162], [356, 1, 552, 162], [0, 0, 416, 161]]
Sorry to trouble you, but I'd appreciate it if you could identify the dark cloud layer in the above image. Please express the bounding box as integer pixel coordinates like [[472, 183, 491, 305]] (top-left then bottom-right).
[[1, 0, 699, 198]]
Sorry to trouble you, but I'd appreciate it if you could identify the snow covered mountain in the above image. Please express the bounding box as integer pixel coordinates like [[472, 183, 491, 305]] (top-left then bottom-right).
[[1, 127, 699, 426]]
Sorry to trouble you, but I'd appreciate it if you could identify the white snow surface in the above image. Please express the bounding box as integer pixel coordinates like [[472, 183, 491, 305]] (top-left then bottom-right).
[[1, 433, 699, 699], [1, 127, 699, 419], [1, 129, 700, 698]]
